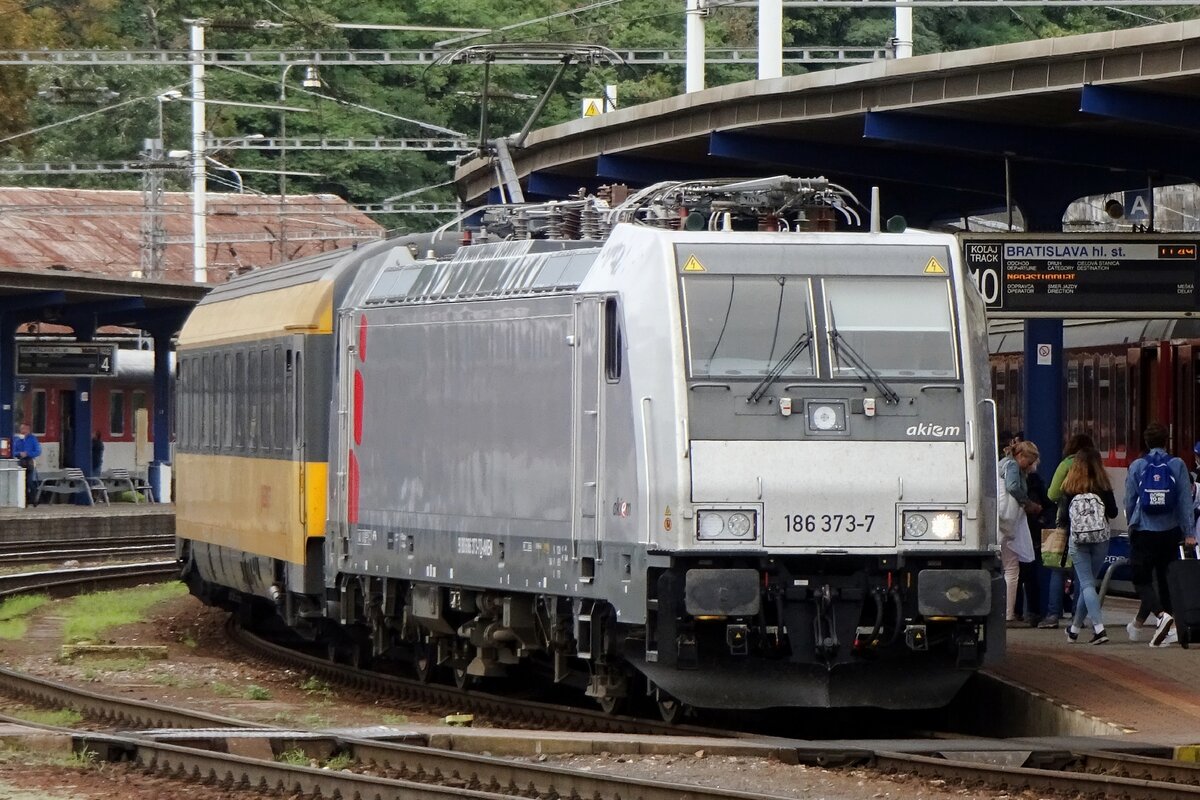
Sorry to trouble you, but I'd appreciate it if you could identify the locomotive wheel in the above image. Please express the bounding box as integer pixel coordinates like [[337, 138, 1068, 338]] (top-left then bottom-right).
[[453, 666, 476, 690], [413, 644, 437, 683], [655, 691, 685, 724], [597, 695, 626, 716]]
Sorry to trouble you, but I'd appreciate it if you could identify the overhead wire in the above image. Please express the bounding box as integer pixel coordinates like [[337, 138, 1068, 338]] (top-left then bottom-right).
[[0, 82, 189, 145], [213, 63, 465, 137]]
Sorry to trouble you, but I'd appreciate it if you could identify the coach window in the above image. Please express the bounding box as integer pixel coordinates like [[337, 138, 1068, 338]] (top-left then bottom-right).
[[1114, 361, 1129, 457], [248, 348, 260, 452], [234, 351, 245, 451], [1097, 359, 1112, 454], [110, 390, 126, 437], [222, 355, 233, 450], [274, 346, 286, 452], [604, 297, 622, 382], [32, 389, 47, 436]]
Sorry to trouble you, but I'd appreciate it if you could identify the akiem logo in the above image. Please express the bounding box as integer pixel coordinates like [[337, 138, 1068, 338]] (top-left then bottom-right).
[[906, 422, 962, 437]]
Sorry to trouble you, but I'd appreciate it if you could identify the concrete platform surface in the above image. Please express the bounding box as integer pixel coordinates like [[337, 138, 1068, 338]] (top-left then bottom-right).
[[992, 596, 1200, 742]]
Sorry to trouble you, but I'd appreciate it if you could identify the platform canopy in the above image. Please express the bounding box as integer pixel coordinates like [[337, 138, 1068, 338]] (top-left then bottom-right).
[[455, 20, 1200, 231]]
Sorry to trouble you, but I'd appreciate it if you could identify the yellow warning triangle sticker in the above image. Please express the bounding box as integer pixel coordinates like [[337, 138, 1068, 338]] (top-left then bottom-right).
[[924, 257, 946, 274], [681, 255, 706, 272], [664, 506, 672, 517], [583, 101, 600, 117]]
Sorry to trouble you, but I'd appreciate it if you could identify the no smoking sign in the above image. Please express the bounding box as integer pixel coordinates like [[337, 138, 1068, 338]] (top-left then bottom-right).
[[1036, 343, 1053, 366]]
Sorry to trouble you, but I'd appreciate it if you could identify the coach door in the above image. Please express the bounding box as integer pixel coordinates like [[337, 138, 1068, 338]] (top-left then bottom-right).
[[572, 296, 603, 570]]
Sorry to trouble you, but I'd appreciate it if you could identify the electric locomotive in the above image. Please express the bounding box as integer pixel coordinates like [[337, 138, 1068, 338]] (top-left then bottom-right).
[[177, 177, 1002, 717]]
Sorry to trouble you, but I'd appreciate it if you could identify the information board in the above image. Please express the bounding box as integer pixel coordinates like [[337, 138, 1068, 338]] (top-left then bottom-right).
[[16, 343, 117, 377], [960, 235, 1200, 318]]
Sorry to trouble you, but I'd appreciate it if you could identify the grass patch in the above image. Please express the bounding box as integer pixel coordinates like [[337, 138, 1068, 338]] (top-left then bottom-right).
[[78, 657, 149, 680], [150, 672, 193, 689], [323, 752, 354, 770], [380, 713, 408, 725], [210, 682, 238, 697], [0, 593, 51, 640], [244, 685, 271, 701], [300, 676, 333, 698], [60, 582, 188, 643], [7, 707, 83, 727], [299, 712, 330, 729], [0, 593, 50, 621], [278, 747, 310, 766]]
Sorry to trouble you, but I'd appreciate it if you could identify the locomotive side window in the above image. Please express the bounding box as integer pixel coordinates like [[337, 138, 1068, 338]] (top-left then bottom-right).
[[110, 390, 125, 437], [824, 279, 958, 378], [682, 276, 813, 378], [604, 297, 622, 382]]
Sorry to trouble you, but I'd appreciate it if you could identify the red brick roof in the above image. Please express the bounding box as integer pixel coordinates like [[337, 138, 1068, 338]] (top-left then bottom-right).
[[0, 187, 383, 284]]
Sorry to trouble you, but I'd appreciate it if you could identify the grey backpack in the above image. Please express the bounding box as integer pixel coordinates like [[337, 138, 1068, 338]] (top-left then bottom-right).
[[1068, 493, 1109, 544]]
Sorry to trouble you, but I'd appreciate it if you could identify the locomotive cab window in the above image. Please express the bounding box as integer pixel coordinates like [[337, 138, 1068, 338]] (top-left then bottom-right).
[[682, 275, 813, 378], [604, 297, 622, 382], [823, 278, 958, 379]]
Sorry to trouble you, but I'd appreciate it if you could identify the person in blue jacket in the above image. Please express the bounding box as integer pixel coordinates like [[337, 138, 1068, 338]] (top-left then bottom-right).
[[1124, 422, 1197, 647], [13, 422, 41, 507]]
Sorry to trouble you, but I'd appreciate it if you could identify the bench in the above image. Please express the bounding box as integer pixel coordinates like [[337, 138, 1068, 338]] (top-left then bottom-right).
[[101, 468, 155, 503], [36, 468, 109, 506]]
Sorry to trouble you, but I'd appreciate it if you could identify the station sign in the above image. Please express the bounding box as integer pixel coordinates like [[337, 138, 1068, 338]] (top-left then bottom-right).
[[960, 234, 1200, 318], [16, 343, 117, 377]]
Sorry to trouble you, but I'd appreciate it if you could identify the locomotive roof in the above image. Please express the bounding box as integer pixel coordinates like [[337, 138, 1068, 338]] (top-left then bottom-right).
[[359, 238, 600, 307], [182, 239, 405, 347]]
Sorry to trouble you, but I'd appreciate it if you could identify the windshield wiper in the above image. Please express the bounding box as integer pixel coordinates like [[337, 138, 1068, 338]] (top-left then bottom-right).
[[829, 327, 901, 405], [748, 332, 810, 404]]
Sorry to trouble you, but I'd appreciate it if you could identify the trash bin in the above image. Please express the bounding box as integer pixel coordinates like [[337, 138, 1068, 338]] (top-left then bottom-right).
[[149, 462, 171, 504], [0, 459, 26, 508]]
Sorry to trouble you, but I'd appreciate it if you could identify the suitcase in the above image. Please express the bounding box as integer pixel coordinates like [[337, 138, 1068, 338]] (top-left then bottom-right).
[[1167, 545, 1200, 649]]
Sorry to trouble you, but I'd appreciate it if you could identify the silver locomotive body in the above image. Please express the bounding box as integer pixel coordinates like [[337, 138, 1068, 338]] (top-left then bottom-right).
[[330, 213, 1001, 711]]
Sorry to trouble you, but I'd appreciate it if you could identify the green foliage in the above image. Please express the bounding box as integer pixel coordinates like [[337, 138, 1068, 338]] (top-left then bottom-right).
[[299, 676, 333, 697], [323, 752, 354, 771], [277, 747, 311, 766], [0, 593, 50, 621], [0, 593, 50, 640], [4, 2, 1200, 218], [244, 684, 272, 700], [8, 706, 84, 728], [78, 657, 149, 679], [60, 582, 188, 643]]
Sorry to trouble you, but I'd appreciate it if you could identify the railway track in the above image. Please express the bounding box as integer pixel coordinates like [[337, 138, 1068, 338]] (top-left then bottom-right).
[[1, 561, 1198, 799], [227, 621, 710, 737], [0, 560, 179, 599], [0, 534, 175, 565]]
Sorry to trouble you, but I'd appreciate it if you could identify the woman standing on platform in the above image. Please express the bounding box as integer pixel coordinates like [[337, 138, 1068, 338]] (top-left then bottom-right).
[[1041, 433, 1095, 628], [1060, 447, 1118, 645], [999, 440, 1039, 624]]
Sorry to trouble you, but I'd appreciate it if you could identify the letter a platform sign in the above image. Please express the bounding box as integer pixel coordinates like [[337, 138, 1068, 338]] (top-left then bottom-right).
[[960, 234, 1200, 319]]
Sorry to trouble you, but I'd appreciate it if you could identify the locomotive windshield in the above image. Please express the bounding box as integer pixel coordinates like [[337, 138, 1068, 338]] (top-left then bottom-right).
[[683, 275, 814, 378], [824, 278, 958, 378]]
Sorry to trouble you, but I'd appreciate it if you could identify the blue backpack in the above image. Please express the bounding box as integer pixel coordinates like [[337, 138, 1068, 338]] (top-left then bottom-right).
[[1137, 452, 1178, 516]]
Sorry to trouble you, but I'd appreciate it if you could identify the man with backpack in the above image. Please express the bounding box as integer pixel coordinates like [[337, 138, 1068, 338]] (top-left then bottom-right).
[[1124, 422, 1196, 647]]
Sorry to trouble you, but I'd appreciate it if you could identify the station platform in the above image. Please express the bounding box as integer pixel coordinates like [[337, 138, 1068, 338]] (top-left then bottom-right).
[[989, 595, 1200, 744], [0, 503, 173, 541]]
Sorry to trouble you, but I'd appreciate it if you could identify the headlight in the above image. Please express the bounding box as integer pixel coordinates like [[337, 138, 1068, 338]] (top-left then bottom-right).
[[902, 510, 962, 541], [697, 509, 758, 541]]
